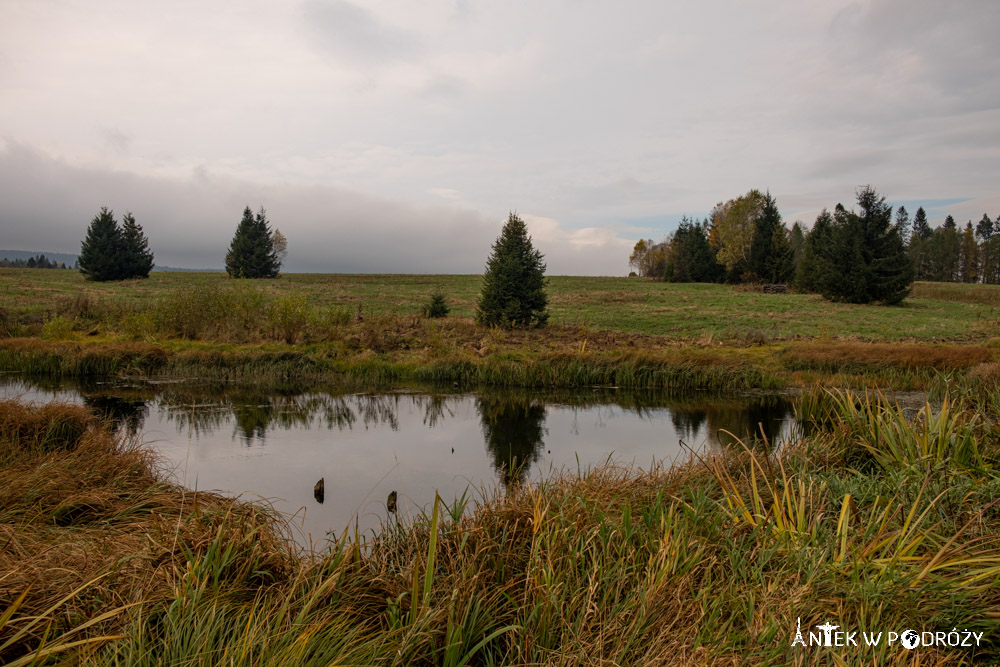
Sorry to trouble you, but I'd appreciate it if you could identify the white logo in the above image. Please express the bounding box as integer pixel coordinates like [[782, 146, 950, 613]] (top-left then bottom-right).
[[790, 618, 984, 650]]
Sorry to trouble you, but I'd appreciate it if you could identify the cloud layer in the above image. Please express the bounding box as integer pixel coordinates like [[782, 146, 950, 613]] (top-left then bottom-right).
[[1, 0, 997, 271], [0, 141, 634, 273]]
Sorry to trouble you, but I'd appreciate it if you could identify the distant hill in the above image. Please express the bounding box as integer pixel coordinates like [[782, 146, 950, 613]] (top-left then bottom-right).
[[0, 249, 79, 267], [0, 250, 222, 272]]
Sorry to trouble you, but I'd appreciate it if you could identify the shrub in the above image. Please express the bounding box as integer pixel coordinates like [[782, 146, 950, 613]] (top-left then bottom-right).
[[270, 295, 309, 344], [423, 293, 450, 318], [42, 316, 76, 340]]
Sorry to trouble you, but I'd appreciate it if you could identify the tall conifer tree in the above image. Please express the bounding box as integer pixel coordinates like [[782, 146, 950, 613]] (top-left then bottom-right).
[[225, 206, 281, 279], [795, 210, 835, 294], [476, 213, 548, 328], [121, 212, 155, 278], [746, 192, 794, 283], [805, 187, 912, 304], [79, 207, 125, 282]]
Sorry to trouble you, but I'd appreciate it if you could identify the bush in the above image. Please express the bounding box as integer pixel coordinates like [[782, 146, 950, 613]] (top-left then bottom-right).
[[476, 213, 549, 328], [41, 316, 75, 341], [423, 293, 450, 318], [270, 295, 309, 344]]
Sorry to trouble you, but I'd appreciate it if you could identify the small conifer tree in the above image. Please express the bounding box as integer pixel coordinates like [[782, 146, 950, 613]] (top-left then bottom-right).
[[79, 207, 125, 282], [476, 212, 548, 328], [423, 292, 450, 318], [225, 206, 281, 279]]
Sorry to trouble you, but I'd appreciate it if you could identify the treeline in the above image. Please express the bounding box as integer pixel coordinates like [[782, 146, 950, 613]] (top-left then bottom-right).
[[908, 211, 1000, 284], [631, 185, 999, 304], [0, 255, 72, 270], [629, 190, 802, 286]]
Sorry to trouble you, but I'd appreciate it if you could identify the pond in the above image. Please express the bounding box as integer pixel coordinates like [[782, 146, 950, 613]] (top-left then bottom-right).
[[2, 377, 797, 547]]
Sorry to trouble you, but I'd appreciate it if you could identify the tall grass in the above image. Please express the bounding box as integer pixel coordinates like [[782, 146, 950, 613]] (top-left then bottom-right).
[[2, 386, 999, 664], [796, 388, 987, 471]]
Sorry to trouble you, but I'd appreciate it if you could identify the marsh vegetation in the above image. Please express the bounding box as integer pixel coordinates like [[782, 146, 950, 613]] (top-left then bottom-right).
[[2, 378, 998, 664]]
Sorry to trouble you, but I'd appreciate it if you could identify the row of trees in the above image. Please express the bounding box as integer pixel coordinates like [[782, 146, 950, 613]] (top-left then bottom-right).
[[0, 255, 72, 269], [78, 208, 155, 281], [78, 206, 288, 281], [74, 203, 550, 331], [630, 186, 1000, 304], [630, 190, 796, 286], [907, 211, 1000, 284]]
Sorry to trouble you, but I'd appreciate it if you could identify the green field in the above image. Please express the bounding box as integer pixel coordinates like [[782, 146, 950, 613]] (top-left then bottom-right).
[[3, 272, 1000, 663], [1, 270, 998, 391], [2, 269, 999, 342]]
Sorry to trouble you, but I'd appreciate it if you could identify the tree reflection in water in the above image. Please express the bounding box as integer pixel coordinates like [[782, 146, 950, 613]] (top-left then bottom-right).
[[164, 392, 445, 445], [82, 394, 148, 436], [669, 394, 795, 450], [477, 396, 547, 487], [6, 378, 795, 460]]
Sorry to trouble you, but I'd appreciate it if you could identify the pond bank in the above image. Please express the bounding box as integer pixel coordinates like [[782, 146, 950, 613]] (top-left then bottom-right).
[[2, 336, 996, 392], [2, 382, 998, 664]]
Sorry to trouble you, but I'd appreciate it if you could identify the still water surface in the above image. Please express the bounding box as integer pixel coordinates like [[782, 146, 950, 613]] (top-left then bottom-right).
[[2, 377, 796, 546]]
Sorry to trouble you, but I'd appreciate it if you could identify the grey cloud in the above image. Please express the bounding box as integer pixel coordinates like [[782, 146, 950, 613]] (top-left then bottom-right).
[[0, 142, 634, 275], [100, 127, 133, 153], [418, 73, 467, 99], [805, 148, 891, 179], [826, 0, 1000, 113], [301, 0, 420, 64]]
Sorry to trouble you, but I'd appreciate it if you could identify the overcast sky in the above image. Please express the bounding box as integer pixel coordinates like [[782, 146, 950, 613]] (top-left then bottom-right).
[[1, 0, 998, 273]]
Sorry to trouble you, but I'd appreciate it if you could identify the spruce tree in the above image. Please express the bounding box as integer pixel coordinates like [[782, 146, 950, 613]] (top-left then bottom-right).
[[121, 211, 154, 278], [978, 214, 998, 285], [825, 212, 870, 303], [859, 187, 913, 304], [912, 207, 932, 239], [909, 207, 932, 279], [225, 206, 281, 279], [932, 217, 961, 281], [746, 192, 794, 283], [664, 217, 722, 283], [789, 222, 806, 271], [476, 212, 548, 328], [976, 213, 995, 242], [79, 207, 125, 282], [817, 187, 913, 304], [795, 210, 835, 293]]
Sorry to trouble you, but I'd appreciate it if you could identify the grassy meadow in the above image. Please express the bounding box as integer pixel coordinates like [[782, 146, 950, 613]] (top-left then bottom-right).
[[3, 269, 1000, 664], [1, 269, 999, 391], [3, 269, 1000, 341]]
